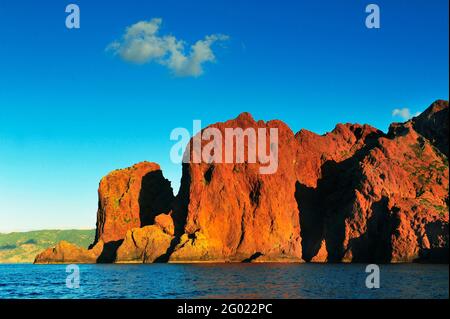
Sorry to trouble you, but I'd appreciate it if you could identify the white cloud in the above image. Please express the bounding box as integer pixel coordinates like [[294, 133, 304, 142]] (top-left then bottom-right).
[[107, 18, 229, 77], [392, 108, 420, 121]]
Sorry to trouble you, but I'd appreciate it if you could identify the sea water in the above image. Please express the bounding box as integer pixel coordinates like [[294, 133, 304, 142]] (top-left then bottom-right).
[[0, 263, 448, 299]]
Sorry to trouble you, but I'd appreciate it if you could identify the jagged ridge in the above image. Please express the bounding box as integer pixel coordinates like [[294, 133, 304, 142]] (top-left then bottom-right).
[[35, 100, 449, 264]]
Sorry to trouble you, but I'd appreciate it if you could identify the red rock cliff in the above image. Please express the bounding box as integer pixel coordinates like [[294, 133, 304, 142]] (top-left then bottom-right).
[[35, 161, 175, 264], [93, 161, 174, 245], [35, 100, 449, 264], [169, 113, 302, 262], [294, 101, 449, 263]]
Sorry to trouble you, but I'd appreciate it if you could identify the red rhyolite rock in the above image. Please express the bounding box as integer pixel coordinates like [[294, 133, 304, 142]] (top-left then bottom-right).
[[35, 100, 448, 264], [169, 112, 302, 262], [35, 162, 175, 264], [412, 99, 449, 157], [93, 161, 174, 245], [295, 101, 449, 263], [34, 240, 104, 264]]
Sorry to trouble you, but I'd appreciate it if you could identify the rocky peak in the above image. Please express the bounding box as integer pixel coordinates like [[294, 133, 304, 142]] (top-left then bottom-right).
[[94, 161, 174, 245], [169, 113, 302, 262], [412, 100, 449, 156]]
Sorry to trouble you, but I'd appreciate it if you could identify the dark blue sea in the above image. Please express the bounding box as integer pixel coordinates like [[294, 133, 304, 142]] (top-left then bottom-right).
[[0, 263, 448, 299]]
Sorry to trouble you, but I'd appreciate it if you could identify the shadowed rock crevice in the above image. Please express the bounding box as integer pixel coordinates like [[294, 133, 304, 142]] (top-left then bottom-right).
[[418, 247, 449, 263], [242, 252, 263, 263], [346, 197, 395, 263], [96, 240, 123, 263], [154, 163, 192, 262], [203, 165, 214, 185], [295, 182, 324, 262], [319, 142, 390, 262], [92, 198, 104, 248], [417, 221, 449, 263], [139, 170, 174, 227], [295, 133, 385, 262], [249, 180, 262, 206]]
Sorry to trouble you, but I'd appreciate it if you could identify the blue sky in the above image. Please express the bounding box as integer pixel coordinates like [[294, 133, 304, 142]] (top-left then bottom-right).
[[0, 0, 448, 232]]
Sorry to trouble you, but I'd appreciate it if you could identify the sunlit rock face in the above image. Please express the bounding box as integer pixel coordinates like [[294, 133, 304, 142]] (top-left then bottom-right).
[[115, 214, 175, 263], [35, 162, 175, 264], [34, 240, 104, 264], [35, 101, 449, 264], [169, 113, 302, 262], [93, 161, 174, 245]]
